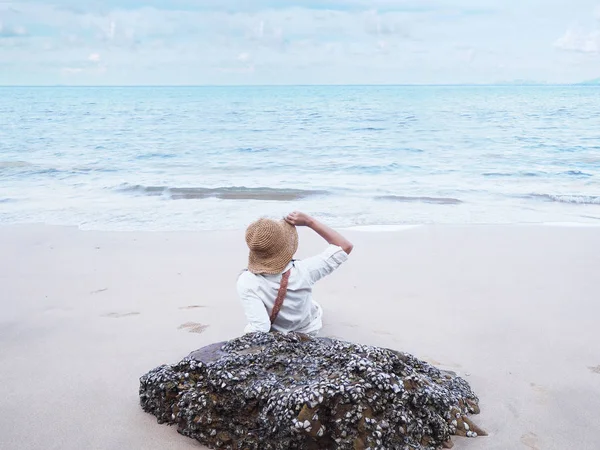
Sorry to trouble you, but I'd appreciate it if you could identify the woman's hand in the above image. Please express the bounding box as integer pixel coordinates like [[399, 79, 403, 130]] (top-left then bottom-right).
[[286, 211, 353, 254], [285, 211, 314, 227]]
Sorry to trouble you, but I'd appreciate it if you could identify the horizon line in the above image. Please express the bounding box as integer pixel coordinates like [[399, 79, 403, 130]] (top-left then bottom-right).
[[0, 83, 597, 88]]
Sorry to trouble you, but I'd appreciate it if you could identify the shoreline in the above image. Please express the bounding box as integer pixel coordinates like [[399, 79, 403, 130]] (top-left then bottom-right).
[[1, 220, 600, 235], [1, 224, 599, 449]]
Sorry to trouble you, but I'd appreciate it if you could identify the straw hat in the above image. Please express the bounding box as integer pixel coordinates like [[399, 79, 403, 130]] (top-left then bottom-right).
[[245, 218, 298, 274]]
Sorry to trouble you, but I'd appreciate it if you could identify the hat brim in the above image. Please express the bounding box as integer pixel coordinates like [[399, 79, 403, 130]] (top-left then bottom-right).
[[247, 220, 298, 275]]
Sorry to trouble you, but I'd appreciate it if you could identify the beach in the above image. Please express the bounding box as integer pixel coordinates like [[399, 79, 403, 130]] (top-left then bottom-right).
[[3, 1, 600, 448], [1, 224, 599, 450]]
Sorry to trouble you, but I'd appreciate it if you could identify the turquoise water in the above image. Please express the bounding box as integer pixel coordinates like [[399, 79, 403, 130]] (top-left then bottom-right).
[[1, 85, 599, 230]]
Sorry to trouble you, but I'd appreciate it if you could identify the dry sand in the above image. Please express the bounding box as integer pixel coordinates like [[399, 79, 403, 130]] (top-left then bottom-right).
[[1, 224, 599, 450]]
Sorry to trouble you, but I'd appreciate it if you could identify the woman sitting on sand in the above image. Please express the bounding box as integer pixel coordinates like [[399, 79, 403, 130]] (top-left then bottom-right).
[[238, 211, 353, 336]]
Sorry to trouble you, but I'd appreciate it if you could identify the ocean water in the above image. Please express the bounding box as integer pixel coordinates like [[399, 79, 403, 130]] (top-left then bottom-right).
[[1, 85, 599, 231]]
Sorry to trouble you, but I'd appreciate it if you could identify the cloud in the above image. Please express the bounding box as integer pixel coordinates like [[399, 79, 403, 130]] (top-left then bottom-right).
[[217, 51, 255, 74], [60, 64, 107, 76], [0, 21, 28, 37], [457, 47, 476, 63], [0, 0, 599, 85], [555, 28, 600, 54], [553, 5, 600, 55], [59, 50, 106, 78], [61, 67, 83, 74], [8, 0, 443, 13], [218, 65, 255, 74], [237, 52, 251, 62]]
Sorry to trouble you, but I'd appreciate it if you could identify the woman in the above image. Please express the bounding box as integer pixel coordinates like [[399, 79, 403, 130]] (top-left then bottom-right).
[[237, 211, 353, 336]]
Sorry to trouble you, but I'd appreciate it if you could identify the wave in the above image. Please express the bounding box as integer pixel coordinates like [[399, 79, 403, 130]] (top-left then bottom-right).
[[0, 161, 35, 169], [558, 145, 597, 152], [236, 147, 272, 153], [118, 184, 328, 201], [376, 195, 463, 205], [135, 153, 178, 160], [71, 166, 119, 173], [350, 127, 386, 131], [398, 147, 425, 153], [0, 163, 62, 176], [483, 171, 541, 177], [484, 170, 593, 178], [0, 161, 116, 175], [345, 163, 417, 174], [527, 194, 600, 205], [562, 170, 593, 177]]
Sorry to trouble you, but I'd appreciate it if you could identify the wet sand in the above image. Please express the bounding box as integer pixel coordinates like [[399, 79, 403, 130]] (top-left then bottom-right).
[[1, 224, 599, 450]]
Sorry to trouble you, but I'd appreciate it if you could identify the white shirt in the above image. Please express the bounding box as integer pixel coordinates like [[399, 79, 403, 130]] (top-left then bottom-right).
[[237, 245, 349, 335]]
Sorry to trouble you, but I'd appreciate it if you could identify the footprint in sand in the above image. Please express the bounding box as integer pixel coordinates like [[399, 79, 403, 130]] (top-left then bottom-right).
[[530, 383, 549, 404], [425, 358, 442, 366], [520, 432, 540, 450], [91, 288, 108, 294], [374, 330, 393, 336], [179, 322, 209, 334], [507, 401, 520, 419], [589, 365, 600, 374], [530, 383, 545, 390], [102, 312, 140, 318], [179, 305, 207, 310]]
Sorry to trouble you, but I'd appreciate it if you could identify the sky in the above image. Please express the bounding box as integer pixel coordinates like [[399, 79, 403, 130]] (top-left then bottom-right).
[[0, 0, 599, 85]]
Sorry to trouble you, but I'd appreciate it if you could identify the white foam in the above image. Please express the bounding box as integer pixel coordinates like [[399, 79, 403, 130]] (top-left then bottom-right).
[[343, 225, 421, 232], [541, 222, 600, 227]]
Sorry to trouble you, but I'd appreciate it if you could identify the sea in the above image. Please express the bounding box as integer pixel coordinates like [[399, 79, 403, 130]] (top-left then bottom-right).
[[1, 85, 599, 231]]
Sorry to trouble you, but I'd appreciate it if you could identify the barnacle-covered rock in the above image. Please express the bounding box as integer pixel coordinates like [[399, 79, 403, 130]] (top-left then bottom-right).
[[139, 333, 485, 450]]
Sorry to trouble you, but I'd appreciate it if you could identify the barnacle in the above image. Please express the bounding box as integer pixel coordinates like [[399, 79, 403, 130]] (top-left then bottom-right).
[[139, 333, 484, 449]]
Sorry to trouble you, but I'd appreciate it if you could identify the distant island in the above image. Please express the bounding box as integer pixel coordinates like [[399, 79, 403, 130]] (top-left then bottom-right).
[[494, 79, 548, 86], [575, 78, 600, 85], [491, 78, 600, 86]]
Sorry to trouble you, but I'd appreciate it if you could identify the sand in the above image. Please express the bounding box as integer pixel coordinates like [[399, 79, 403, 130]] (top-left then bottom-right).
[[1, 224, 599, 450]]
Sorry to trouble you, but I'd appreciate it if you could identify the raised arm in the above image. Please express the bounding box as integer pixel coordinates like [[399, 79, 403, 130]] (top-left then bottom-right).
[[285, 211, 354, 254]]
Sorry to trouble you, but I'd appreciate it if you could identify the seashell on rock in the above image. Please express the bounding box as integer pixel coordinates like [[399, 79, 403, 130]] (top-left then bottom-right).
[[139, 332, 485, 449]]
